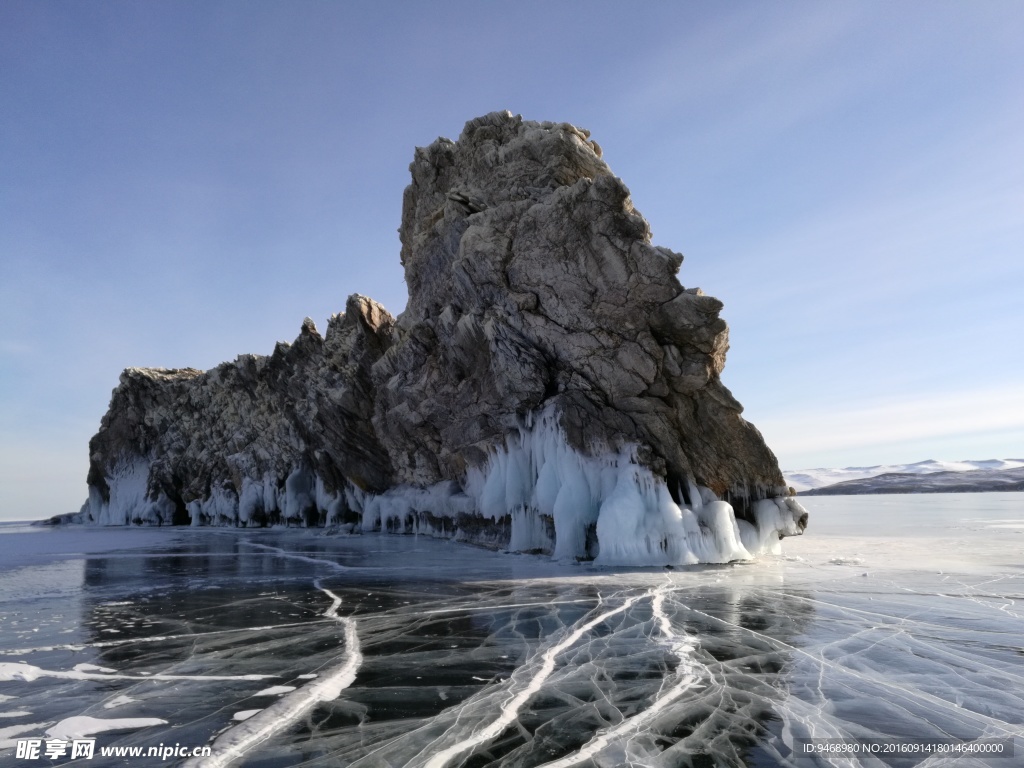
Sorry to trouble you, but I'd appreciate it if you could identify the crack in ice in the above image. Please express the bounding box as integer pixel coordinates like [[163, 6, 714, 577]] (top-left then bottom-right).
[[681, 595, 1024, 737], [0, 620, 325, 656], [418, 591, 643, 768], [183, 573, 361, 767], [0, 662, 274, 683], [534, 582, 703, 768]]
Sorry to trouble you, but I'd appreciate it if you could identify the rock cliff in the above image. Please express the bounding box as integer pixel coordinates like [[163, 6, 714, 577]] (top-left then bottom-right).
[[83, 111, 807, 565]]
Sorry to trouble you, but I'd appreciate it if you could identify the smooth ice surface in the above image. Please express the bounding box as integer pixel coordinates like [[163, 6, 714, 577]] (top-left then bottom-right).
[[1, 493, 1022, 767]]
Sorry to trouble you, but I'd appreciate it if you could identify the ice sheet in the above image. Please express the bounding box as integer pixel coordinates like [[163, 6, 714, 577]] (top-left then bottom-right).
[[0, 495, 1021, 766]]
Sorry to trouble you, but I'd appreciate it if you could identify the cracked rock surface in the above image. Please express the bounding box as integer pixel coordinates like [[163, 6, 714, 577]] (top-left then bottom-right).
[[376, 111, 783, 498]]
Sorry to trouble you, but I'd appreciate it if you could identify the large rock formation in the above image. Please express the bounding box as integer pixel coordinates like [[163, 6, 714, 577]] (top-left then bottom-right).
[[82, 111, 807, 565]]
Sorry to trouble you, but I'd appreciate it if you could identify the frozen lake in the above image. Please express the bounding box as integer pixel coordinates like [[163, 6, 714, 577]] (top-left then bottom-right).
[[1, 493, 1022, 766]]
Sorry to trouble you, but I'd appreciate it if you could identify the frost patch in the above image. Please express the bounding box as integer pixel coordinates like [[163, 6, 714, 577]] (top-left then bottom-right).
[[46, 715, 167, 740]]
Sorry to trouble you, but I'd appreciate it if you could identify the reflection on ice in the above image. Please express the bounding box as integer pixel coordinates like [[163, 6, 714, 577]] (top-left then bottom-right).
[[0, 495, 1022, 767]]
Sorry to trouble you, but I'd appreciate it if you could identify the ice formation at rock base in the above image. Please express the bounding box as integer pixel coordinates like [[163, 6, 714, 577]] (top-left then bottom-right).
[[85, 408, 806, 566], [81, 112, 806, 565]]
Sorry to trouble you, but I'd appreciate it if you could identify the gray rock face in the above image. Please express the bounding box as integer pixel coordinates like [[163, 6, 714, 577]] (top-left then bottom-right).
[[378, 112, 782, 500], [83, 111, 805, 564], [87, 295, 395, 526]]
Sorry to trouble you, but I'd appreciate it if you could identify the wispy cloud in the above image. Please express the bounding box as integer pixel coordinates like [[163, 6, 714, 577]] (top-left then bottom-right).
[[759, 384, 1024, 461]]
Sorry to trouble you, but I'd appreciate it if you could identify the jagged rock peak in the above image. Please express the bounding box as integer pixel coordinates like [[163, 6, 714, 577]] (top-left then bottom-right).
[[81, 112, 806, 566], [376, 111, 783, 501], [400, 111, 621, 317]]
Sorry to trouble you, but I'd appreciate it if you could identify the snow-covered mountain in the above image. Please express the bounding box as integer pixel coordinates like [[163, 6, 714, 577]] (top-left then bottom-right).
[[800, 466, 1024, 495], [784, 459, 1024, 493]]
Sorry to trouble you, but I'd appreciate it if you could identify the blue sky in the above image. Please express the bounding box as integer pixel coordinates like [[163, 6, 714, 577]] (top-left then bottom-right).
[[2, 1, 1022, 520]]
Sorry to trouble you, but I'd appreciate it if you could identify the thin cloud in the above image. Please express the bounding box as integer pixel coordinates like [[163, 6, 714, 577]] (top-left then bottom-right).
[[759, 385, 1024, 458]]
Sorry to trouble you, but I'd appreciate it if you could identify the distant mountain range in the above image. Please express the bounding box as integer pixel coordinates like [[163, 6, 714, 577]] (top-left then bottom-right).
[[784, 459, 1024, 495]]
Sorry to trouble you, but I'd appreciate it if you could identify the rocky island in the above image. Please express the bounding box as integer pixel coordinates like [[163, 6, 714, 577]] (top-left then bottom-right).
[[81, 111, 807, 565]]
